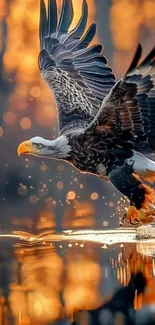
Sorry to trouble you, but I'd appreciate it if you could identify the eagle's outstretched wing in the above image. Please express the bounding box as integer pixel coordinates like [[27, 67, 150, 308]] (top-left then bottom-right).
[[87, 44, 155, 153], [39, 0, 115, 135]]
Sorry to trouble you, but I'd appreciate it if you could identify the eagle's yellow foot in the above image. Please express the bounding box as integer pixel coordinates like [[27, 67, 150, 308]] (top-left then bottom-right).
[[120, 206, 155, 226], [120, 206, 139, 226]]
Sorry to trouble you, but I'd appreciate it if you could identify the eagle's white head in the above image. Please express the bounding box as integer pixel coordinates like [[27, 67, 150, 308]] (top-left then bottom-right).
[[17, 135, 72, 159]]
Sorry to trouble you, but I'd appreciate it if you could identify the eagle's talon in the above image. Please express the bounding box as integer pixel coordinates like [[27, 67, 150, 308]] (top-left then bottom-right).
[[130, 218, 140, 225], [120, 214, 127, 226], [125, 206, 140, 225], [124, 205, 155, 225]]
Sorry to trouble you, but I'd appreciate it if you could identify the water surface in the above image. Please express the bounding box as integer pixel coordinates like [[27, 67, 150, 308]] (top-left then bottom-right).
[[0, 228, 155, 324]]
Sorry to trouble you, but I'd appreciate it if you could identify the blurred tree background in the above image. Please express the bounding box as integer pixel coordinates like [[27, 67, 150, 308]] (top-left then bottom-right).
[[0, 0, 154, 232]]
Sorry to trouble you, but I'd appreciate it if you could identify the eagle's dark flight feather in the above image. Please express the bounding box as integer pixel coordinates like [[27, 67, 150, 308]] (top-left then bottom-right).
[[88, 45, 155, 153]]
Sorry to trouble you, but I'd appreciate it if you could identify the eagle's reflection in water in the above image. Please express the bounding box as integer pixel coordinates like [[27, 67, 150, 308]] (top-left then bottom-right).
[[0, 234, 155, 324]]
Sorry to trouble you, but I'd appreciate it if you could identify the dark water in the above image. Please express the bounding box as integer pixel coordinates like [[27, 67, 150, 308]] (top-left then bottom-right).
[[0, 228, 155, 325]]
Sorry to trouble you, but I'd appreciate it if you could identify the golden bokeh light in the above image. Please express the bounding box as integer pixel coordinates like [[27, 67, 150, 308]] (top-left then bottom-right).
[[109, 201, 114, 207], [56, 181, 64, 190], [67, 191, 76, 201], [3, 111, 16, 125], [30, 86, 41, 98], [90, 192, 99, 200], [103, 220, 108, 227], [40, 163, 48, 172], [20, 117, 32, 129]]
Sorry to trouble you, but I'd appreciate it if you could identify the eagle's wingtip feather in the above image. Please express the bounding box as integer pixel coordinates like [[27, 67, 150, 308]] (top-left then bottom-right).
[[124, 43, 142, 76], [39, 0, 47, 42], [56, 0, 74, 36], [47, 0, 57, 36]]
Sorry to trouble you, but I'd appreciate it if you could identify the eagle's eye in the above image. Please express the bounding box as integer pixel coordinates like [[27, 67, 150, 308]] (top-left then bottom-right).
[[37, 143, 44, 149]]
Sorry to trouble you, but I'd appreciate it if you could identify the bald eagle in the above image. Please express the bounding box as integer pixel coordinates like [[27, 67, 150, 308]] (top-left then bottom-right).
[[18, 0, 155, 225]]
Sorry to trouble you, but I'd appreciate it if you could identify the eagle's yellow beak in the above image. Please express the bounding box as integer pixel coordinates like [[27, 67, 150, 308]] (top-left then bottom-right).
[[17, 140, 33, 156]]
